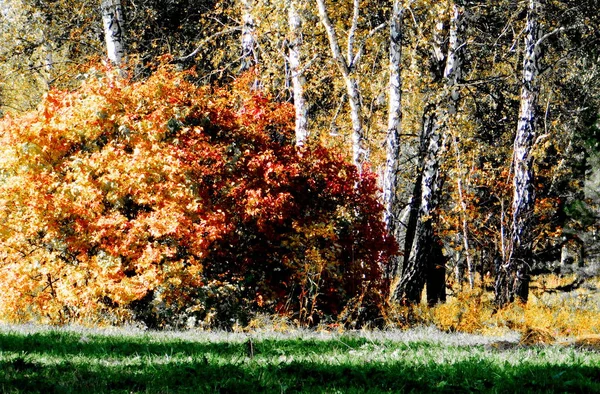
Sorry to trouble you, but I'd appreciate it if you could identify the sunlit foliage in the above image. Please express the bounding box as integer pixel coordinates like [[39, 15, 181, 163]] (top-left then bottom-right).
[[0, 63, 395, 328]]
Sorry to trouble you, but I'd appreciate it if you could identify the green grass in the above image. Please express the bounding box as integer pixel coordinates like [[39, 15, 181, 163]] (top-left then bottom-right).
[[0, 325, 598, 393]]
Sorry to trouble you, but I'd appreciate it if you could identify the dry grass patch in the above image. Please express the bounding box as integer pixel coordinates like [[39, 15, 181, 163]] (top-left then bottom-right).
[[519, 327, 556, 346], [384, 283, 600, 339], [562, 334, 600, 351]]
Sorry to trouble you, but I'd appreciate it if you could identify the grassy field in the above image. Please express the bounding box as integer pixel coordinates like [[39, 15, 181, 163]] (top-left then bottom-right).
[[0, 325, 598, 393]]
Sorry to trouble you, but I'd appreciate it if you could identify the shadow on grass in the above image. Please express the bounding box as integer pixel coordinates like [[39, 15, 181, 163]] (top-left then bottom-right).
[[0, 331, 598, 393]]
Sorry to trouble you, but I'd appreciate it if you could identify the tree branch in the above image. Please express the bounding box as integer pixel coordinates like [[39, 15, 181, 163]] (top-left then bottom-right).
[[534, 23, 583, 48], [316, 0, 350, 77], [350, 22, 387, 69], [347, 0, 360, 61], [177, 27, 241, 61]]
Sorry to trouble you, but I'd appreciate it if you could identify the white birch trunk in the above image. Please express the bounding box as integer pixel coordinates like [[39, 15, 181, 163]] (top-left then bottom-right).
[[382, 0, 404, 277], [445, 4, 473, 288], [393, 11, 449, 304], [497, 0, 542, 306], [347, 0, 359, 62], [101, 0, 126, 66], [444, 3, 464, 114], [316, 0, 368, 168], [394, 3, 466, 304], [240, 0, 258, 72], [287, 0, 309, 146]]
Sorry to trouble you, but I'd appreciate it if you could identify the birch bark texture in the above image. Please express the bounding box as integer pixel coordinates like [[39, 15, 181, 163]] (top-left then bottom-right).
[[382, 0, 405, 278], [240, 0, 258, 72], [394, 105, 446, 304], [287, 0, 309, 146], [496, 0, 542, 307], [393, 3, 465, 305], [443, 3, 464, 114], [316, 0, 368, 168], [101, 0, 126, 66], [445, 3, 474, 289]]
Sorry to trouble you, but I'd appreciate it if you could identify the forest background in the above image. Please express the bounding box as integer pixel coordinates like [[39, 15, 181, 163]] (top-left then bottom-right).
[[0, 0, 599, 334]]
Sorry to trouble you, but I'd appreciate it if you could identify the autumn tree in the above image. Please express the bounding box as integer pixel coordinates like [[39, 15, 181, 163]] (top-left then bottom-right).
[[1, 0, 598, 323], [494, 0, 600, 307], [494, 0, 541, 306], [315, 0, 388, 168]]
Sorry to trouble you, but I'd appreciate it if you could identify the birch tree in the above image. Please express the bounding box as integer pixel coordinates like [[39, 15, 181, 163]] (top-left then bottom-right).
[[315, 0, 370, 168], [445, 2, 474, 289], [393, 1, 466, 305], [382, 0, 406, 278], [287, 0, 309, 146], [393, 10, 446, 304], [101, 0, 126, 66], [495, 0, 541, 307], [240, 0, 258, 72]]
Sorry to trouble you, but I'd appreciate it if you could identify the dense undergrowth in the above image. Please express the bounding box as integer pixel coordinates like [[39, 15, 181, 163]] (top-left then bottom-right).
[[384, 275, 600, 338]]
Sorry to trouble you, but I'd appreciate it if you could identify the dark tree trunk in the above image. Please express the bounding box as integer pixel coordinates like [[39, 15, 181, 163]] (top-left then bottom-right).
[[391, 2, 465, 305], [427, 237, 447, 306], [394, 106, 444, 304]]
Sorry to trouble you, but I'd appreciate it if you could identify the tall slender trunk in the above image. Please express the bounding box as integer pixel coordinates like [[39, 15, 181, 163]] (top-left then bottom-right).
[[394, 105, 446, 303], [393, 11, 448, 305], [383, 0, 404, 277], [101, 0, 126, 66], [453, 153, 474, 288], [445, 3, 473, 288], [444, 3, 464, 114], [240, 0, 258, 73], [316, 0, 368, 168], [393, 2, 466, 305], [287, 0, 309, 146], [496, 0, 541, 307]]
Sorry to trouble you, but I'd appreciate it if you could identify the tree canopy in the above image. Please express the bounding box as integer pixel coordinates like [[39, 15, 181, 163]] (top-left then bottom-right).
[[0, 0, 598, 326]]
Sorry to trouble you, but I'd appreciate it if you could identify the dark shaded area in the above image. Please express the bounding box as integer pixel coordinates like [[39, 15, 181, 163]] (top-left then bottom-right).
[[0, 331, 598, 393]]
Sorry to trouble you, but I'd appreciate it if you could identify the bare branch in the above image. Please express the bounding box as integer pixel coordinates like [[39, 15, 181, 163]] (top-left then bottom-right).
[[535, 23, 584, 48], [351, 22, 387, 69], [316, 0, 350, 78], [177, 27, 241, 61]]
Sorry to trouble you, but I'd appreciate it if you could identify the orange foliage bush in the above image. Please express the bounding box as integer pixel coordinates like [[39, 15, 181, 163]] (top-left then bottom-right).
[[0, 64, 395, 328]]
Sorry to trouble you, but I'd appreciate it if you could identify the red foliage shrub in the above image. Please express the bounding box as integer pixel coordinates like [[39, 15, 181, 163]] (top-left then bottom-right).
[[0, 64, 396, 328]]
